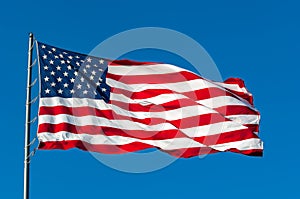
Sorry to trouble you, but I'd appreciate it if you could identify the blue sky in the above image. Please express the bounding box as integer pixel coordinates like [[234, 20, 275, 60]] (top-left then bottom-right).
[[0, 0, 299, 198]]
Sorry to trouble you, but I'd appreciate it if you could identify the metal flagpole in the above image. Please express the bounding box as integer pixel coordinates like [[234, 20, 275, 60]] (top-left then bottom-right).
[[24, 32, 34, 199]]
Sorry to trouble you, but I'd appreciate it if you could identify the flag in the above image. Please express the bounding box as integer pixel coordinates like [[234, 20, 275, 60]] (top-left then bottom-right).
[[36, 42, 263, 158]]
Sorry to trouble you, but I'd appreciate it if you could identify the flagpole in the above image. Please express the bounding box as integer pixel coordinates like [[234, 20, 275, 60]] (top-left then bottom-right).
[[24, 32, 34, 199]]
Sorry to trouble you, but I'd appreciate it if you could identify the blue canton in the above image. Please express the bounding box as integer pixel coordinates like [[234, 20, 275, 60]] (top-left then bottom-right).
[[38, 42, 111, 102]]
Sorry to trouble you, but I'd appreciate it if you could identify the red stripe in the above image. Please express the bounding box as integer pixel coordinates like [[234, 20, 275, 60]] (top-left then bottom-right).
[[39, 105, 230, 126], [39, 104, 258, 135], [214, 105, 259, 116], [111, 99, 258, 118], [244, 124, 259, 132], [39, 140, 218, 158], [110, 98, 200, 112], [38, 123, 188, 139], [40, 105, 259, 134], [108, 74, 253, 104], [164, 147, 219, 158], [111, 86, 255, 109], [107, 70, 201, 84], [39, 140, 262, 158], [108, 59, 160, 66], [111, 87, 230, 101], [39, 140, 154, 153], [38, 122, 258, 145], [223, 78, 253, 105], [227, 148, 262, 157], [39, 96, 258, 119], [165, 148, 262, 158], [194, 129, 259, 145], [224, 78, 248, 90]]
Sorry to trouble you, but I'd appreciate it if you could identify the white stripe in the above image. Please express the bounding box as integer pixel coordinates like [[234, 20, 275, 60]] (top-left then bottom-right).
[[196, 96, 256, 109], [40, 97, 217, 120], [38, 132, 262, 151], [108, 64, 251, 95], [108, 78, 254, 110], [39, 114, 177, 131], [211, 138, 263, 151], [40, 97, 257, 127], [108, 64, 185, 75], [108, 64, 250, 96], [38, 132, 204, 150], [110, 92, 187, 105], [226, 114, 260, 125], [215, 82, 250, 94], [181, 121, 248, 137], [40, 97, 111, 109], [39, 112, 248, 137], [40, 92, 254, 117], [111, 92, 255, 112], [38, 114, 247, 135], [107, 78, 223, 93]]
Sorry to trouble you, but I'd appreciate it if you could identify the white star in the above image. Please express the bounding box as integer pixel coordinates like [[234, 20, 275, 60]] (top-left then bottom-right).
[[83, 68, 87, 74], [99, 78, 102, 82], [75, 56, 80, 59], [58, 89, 63, 94], [43, 55, 47, 59], [99, 68, 103, 72], [74, 71, 78, 76], [99, 59, 104, 64], [86, 64, 91, 68], [80, 77, 85, 82], [80, 60, 84, 63], [70, 89, 75, 94], [63, 52, 68, 55], [70, 78, 75, 83], [87, 57, 92, 62], [96, 82, 100, 86], [67, 60, 71, 64], [54, 55, 59, 59], [67, 65, 72, 70], [77, 84, 82, 89], [68, 56, 73, 60], [49, 60, 54, 64], [59, 54, 64, 58], [83, 90, 88, 94], [48, 51, 52, 54], [50, 82, 56, 87], [61, 60, 65, 64], [45, 88, 50, 94], [52, 48, 56, 52], [76, 62, 80, 66], [86, 83, 90, 88], [63, 83, 69, 88], [89, 75, 94, 80], [101, 88, 107, 92], [42, 45, 46, 49], [91, 70, 96, 75], [50, 71, 55, 76], [44, 65, 49, 70], [63, 71, 68, 77], [44, 76, 49, 82], [57, 77, 62, 82], [56, 66, 61, 70], [94, 64, 98, 67]]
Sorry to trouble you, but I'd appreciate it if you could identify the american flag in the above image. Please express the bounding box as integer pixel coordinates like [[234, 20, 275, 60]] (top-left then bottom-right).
[[37, 42, 263, 158]]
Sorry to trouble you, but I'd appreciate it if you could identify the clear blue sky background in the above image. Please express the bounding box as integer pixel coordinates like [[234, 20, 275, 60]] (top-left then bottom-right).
[[0, 0, 299, 198]]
